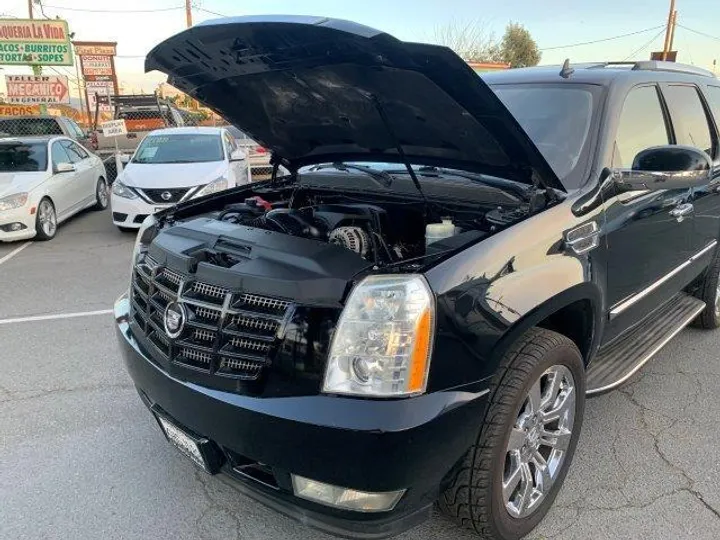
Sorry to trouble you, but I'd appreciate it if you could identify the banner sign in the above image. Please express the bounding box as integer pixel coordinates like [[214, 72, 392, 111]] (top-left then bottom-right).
[[0, 104, 41, 116], [5, 74, 70, 104], [0, 19, 72, 65], [80, 55, 113, 76]]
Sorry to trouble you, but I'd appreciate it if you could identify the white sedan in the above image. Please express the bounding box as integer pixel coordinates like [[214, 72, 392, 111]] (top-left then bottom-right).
[[0, 136, 108, 242], [111, 127, 249, 231]]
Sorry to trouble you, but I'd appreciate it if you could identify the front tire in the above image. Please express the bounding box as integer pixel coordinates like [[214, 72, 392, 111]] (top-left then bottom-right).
[[34, 198, 57, 241], [438, 328, 585, 540], [93, 177, 109, 211]]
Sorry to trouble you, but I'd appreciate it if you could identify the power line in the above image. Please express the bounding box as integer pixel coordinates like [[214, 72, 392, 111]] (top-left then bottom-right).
[[540, 25, 665, 51], [196, 7, 229, 17], [677, 24, 720, 42], [41, 4, 184, 14], [621, 28, 666, 61]]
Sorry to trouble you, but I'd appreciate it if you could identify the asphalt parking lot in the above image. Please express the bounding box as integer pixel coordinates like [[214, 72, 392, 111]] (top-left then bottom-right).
[[1, 208, 720, 540]]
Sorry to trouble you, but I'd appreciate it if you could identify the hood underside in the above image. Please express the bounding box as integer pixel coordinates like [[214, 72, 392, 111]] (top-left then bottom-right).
[[145, 15, 565, 191]]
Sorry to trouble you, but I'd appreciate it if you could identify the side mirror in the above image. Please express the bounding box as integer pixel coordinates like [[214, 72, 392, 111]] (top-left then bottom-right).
[[55, 162, 76, 173], [612, 145, 712, 191], [229, 148, 246, 162]]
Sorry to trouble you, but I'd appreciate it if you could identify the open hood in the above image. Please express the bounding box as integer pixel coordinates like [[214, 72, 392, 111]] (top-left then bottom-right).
[[146, 15, 565, 191]]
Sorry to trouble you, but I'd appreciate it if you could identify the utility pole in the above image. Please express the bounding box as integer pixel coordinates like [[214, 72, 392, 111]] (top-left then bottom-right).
[[185, 0, 193, 28], [662, 0, 676, 61], [668, 10, 678, 55], [28, 0, 47, 113]]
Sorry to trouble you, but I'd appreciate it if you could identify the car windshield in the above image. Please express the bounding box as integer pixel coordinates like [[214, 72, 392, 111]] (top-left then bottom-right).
[[0, 141, 48, 172], [132, 133, 224, 164], [490, 85, 595, 189], [0, 118, 62, 137]]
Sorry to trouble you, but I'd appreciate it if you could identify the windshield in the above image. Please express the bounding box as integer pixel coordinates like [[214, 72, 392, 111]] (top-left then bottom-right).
[[0, 141, 48, 172], [132, 133, 224, 164], [0, 118, 62, 137], [490, 85, 595, 189]]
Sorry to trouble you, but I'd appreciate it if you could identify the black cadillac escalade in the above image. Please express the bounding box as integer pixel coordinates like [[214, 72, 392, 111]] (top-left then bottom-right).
[[114, 16, 720, 540]]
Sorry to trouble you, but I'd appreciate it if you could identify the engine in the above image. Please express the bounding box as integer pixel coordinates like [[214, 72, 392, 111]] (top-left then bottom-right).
[[215, 197, 413, 262]]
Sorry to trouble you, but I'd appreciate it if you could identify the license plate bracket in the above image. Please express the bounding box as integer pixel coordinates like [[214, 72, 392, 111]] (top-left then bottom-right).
[[153, 411, 224, 474]]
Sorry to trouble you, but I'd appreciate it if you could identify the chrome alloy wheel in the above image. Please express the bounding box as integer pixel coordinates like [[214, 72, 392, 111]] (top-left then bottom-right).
[[502, 365, 576, 519], [97, 179, 108, 208], [38, 200, 57, 237]]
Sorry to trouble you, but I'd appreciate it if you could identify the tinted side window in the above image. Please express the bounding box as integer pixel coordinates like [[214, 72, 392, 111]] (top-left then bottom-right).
[[704, 86, 720, 155], [60, 140, 88, 162], [615, 86, 669, 168], [663, 85, 714, 157], [51, 141, 72, 168]]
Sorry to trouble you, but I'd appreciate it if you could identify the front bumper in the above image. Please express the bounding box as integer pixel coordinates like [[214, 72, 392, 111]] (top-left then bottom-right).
[[0, 206, 35, 242], [114, 295, 490, 538], [111, 194, 171, 229]]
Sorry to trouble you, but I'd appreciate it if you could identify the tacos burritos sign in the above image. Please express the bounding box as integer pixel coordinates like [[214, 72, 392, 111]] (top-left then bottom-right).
[[0, 19, 72, 66]]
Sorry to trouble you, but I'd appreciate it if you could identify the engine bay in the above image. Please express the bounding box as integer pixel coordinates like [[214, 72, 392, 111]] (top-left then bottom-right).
[[191, 183, 537, 268]]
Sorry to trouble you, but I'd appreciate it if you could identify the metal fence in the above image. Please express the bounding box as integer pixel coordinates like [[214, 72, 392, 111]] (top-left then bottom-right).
[[0, 99, 272, 184]]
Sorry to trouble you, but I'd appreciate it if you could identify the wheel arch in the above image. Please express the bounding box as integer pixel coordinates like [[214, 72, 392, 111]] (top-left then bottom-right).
[[493, 283, 603, 367]]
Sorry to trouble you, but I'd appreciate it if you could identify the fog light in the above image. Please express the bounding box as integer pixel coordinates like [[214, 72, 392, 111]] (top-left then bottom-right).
[[291, 475, 404, 512], [0, 222, 27, 232]]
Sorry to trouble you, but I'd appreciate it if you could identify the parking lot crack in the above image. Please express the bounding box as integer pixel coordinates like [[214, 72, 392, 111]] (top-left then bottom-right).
[[0, 382, 133, 403]]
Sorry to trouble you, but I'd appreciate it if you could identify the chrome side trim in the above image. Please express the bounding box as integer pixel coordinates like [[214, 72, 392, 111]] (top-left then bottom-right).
[[587, 301, 705, 395], [609, 240, 717, 319]]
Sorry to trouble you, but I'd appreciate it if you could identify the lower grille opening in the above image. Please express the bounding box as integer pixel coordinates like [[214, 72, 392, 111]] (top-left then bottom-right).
[[226, 451, 279, 490], [113, 212, 128, 221]]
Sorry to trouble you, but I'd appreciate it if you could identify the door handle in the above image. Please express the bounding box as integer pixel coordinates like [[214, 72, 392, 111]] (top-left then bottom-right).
[[669, 203, 694, 221]]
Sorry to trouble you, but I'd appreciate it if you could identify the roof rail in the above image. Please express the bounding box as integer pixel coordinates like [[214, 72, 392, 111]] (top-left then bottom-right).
[[586, 60, 714, 78], [631, 60, 715, 78]]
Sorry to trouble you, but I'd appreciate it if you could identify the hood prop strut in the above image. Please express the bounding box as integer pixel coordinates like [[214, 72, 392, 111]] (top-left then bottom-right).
[[369, 94, 428, 204]]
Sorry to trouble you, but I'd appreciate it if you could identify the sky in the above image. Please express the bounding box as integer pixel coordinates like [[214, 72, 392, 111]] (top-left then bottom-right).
[[1, 0, 719, 100]]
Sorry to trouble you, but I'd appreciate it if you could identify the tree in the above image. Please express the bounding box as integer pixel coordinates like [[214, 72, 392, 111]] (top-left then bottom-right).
[[500, 22, 541, 68], [433, 19, 502, 63]]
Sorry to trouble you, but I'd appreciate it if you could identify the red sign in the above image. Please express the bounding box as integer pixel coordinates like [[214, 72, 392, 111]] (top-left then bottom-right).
[[5, 75, 69, 104]]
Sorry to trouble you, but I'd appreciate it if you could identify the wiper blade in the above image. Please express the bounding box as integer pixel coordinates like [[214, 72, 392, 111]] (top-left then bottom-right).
[[311, 162, 393, 188]]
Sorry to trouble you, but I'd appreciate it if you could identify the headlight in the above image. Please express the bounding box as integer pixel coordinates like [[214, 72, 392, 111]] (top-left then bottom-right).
[[192, 177, 228, 199], [112, 180, 138, 199], [0, 193, 29, 211], [323, 274, 435, 397]]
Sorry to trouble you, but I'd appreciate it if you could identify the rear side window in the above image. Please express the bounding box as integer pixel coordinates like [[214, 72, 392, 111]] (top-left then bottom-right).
[[60, 140, 89, 162], [51, 141, 72, 167], [614, 86, 669, 168], [662, 85, 714, 157]]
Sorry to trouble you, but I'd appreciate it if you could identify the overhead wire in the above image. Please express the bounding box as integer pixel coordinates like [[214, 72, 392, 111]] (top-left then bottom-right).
[[540, 25, 665, 51], [676, 24, 720, 42], [621, 28, 667, 61]]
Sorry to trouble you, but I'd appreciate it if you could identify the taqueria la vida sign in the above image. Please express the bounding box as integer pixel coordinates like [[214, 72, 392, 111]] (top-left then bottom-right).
[[0, 19, 72, 66]]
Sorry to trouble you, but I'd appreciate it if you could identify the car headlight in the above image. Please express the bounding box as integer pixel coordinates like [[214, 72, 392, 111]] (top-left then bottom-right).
[[112, 180, 138, 199], [0, 193, 29, 211], [192, 177, 228, 199], [323, 274, 435, 398]]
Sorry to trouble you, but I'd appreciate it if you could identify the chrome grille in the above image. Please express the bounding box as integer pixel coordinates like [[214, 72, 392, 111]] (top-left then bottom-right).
[[129, 254, 291, 382], [237, 293, 290, 313], [193, 282, 228, 299]]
